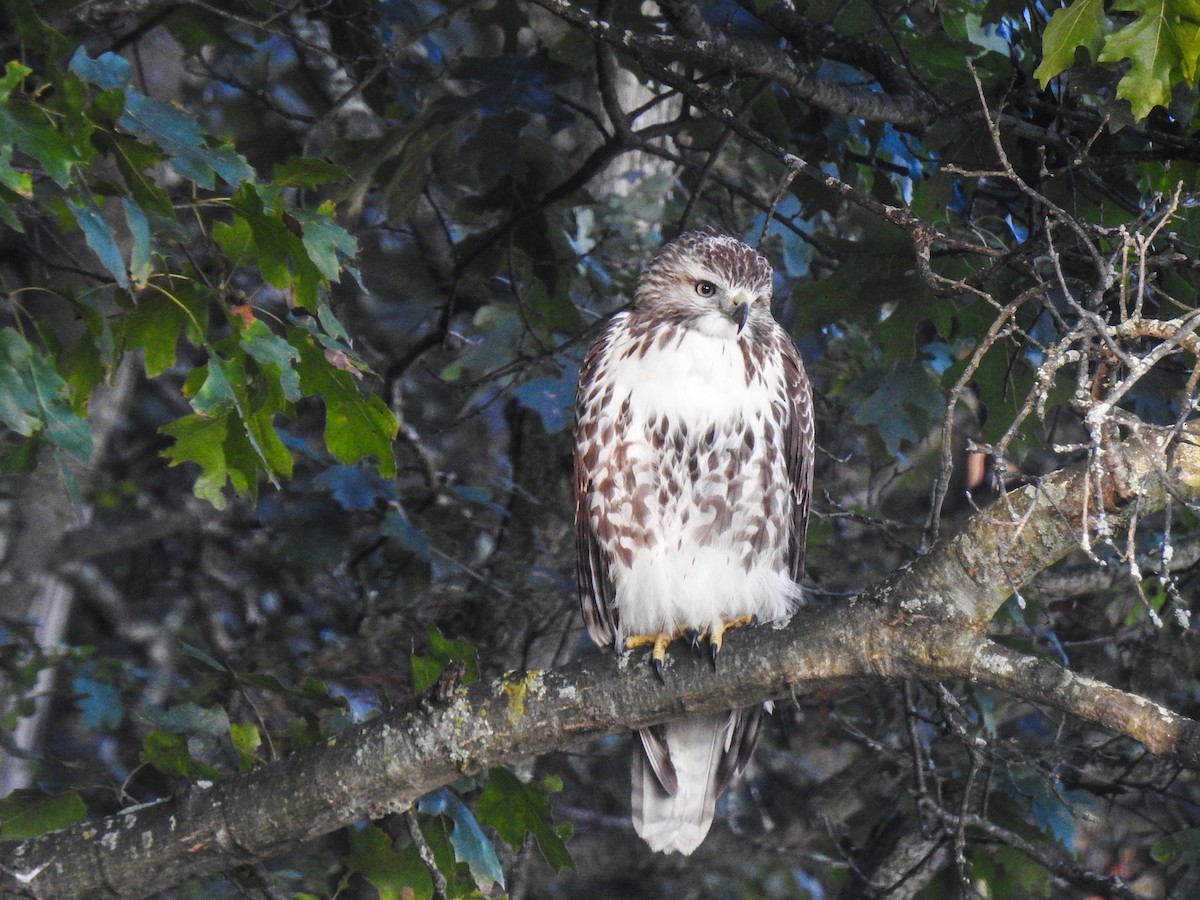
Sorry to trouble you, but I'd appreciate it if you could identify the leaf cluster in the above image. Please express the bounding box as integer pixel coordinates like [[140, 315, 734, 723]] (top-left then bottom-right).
[[0, 32, 396, 504], [1038, 0, 1200, 120]]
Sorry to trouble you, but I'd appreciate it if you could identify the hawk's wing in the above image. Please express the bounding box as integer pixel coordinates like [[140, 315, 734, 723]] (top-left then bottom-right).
[[573, 316, 621, 647], [780, 333, 815, 583]]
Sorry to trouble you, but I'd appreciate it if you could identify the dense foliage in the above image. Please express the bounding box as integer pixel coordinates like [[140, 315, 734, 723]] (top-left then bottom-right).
[[3, 0, 1200, 896]]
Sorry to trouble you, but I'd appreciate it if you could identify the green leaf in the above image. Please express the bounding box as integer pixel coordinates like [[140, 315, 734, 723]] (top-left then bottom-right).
[[72, 47, 254, 187], [122, 197, 153, 286], [790, 230, 929, 338], [0, 61, 32, 102], [227, 187, 294, 288], [970, 844, 1053, 896], [0, 790, 86, 841], [139, 730, 223, 779], [852, 362, 945, 455], [1152, 826, 1200, 862], [418, 788, 505, 891], [66, 197, 129, 288], [229, 722, 261, 772], [68, 47, 132, 90], [440, 305, 524, 383], [243, 405, 293, 482], [427, 629, 479, 683], [382, 508, 431, 559], [0, 328, 93, 458], [125, 289, 202, 378], [73, 674, 123, 729], [873, 295, 956, 367], [273, 157, 348, 188], [141, 701, 230, 736], [475, 768, 573, 872], [120, 91, 255, 188], [239, 319, 301, 402], [177, 640, 229, 674], [314, 303, 359, 356], [291, 207, 358, 282], [1097, 0, 1200, 119], [184, 342, 293, 485], [0, 106, 82, 190], [0, 64, 35, 196], [162, 6, 231, 55], [1035, 0, 1107, 85], [411, 656, 443, 696], [346, 825, 432, 900], [0, 143, 32, 198], [294, 331, 398, 475], [161, 372, 286, 503], [160, 412, 241, 507], [343, 111, 460, 219], [189, 357, 239, 417], [414, 814, 480, 899], [227, 185, 341, 308], [59, 332, 107, 414], [1099, 1, 1175, 117], [212, 216, 253, 265], [107, 133, 174, 217], [0, 332, 44, 437], [522, 274, 581, 335]]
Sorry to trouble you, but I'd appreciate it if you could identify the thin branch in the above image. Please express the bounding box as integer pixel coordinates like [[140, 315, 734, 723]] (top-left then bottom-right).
[[542, 0, 940, 128], [921, 802, 1142, 899], [403, 810, 447, 900]]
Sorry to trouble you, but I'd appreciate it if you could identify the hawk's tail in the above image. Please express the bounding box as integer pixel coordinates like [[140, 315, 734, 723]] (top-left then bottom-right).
[[631, 707, 762, 854]]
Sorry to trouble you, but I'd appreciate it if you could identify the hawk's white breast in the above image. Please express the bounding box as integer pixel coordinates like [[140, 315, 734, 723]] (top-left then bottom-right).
[[583, 312, 800, 640]]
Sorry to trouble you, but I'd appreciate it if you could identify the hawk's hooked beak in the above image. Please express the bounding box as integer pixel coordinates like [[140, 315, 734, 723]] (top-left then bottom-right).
[[730, 293, 751, 334]]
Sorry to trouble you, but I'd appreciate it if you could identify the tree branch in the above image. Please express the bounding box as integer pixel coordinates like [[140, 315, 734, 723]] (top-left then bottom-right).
[[5, 427, 1200, 898], [531, 0, 940, 129]]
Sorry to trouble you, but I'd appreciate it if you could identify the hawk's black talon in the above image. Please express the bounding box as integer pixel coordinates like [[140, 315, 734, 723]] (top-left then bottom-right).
[[653, 657, 666, 682], [687, 629, 702, 651], [710, 642, 720, 669]]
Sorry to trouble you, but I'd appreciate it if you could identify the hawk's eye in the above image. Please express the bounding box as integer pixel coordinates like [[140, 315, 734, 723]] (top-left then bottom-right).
[[694, 280, 717, 298]]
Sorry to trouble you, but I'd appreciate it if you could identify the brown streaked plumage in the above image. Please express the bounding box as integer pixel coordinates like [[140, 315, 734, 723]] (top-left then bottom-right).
[[573, 230, 814, 854]]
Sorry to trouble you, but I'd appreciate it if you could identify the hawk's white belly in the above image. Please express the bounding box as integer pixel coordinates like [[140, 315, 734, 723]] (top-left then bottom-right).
[[586, 317, 800, 640]]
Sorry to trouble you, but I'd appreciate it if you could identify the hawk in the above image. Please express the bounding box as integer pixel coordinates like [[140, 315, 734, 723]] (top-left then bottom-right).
[[573, 230, 814, 854]]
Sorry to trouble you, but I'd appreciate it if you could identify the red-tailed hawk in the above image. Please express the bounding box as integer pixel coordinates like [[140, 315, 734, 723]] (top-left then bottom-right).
[[574, 230, 814, 854]]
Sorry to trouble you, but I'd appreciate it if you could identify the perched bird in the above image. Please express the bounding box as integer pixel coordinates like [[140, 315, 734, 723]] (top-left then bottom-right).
[[573, 229, 814, 854]]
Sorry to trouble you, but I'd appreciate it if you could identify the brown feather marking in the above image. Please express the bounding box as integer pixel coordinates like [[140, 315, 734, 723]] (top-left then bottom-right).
[[739, 340, 756, 382]]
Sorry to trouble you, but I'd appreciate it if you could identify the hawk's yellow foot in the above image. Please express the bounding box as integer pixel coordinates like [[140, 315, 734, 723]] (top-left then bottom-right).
[[625, 616, 758, 677], [624, 628, 688, 680], [707, 614, 757, 667]]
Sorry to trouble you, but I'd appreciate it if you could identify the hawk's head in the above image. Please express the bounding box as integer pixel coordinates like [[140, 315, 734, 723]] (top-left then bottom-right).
[[634, 230, 774, 338]]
